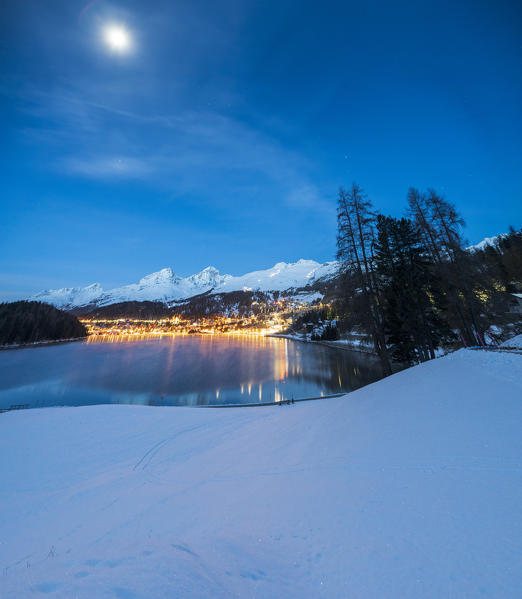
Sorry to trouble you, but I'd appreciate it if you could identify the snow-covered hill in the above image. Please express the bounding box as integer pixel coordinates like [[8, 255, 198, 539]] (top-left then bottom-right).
[[31, 260, 339, 309]]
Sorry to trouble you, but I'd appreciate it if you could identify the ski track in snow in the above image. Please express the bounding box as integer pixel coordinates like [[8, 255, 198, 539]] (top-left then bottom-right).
[[0, 349, 521, 598]]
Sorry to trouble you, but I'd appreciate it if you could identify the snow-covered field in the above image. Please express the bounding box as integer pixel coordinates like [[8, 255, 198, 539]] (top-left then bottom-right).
[[1, 349, 521, 598]]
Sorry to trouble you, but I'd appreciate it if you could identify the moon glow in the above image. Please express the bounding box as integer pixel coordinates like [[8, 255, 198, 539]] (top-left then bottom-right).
[[103, 24, 132, 53]]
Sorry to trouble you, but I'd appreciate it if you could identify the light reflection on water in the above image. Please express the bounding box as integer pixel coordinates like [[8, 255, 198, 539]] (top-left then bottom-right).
[[0, 335, 383, 409]]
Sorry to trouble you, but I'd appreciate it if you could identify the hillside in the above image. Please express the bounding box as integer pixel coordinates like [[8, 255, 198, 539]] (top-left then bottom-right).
[[0, 301, 87, 346], [1, 348, 521, 597]]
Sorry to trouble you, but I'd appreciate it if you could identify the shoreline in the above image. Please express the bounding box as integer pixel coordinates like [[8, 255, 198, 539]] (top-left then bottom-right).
[[268, 332, 378, 356], [0, 336, 87, 352], [1, 332, 377, 354]]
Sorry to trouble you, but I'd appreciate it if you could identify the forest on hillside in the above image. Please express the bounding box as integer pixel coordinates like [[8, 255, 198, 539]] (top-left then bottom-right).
[[0, 301, 87, 345], [80, 291, 276, 321], [77, 300, 173, 320], [170, 290, 273, 319]]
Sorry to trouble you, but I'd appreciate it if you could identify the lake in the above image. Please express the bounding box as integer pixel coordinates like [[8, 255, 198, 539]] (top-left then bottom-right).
[[0, 335, 383, 409]]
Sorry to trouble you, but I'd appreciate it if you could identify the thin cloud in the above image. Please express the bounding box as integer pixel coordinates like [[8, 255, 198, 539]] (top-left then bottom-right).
[[284, 184, 333, 213], [15, 84, 326, 212], [61, 155, 153, 179]]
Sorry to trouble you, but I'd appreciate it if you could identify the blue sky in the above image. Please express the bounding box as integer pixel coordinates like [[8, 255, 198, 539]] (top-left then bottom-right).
[[1, 0, 521, 299]]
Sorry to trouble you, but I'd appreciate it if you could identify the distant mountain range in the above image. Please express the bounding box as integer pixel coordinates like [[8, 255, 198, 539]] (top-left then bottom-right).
[[30, 234, 507, 311], [31, 260, 339, 310]]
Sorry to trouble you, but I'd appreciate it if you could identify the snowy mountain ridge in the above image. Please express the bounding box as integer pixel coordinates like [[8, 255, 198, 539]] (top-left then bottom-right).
[[31, 259, 339, 309], [466, 233, 506, 252]]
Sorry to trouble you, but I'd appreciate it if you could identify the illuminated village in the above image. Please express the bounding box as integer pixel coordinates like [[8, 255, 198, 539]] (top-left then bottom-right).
[[82, 296, 322, 341]]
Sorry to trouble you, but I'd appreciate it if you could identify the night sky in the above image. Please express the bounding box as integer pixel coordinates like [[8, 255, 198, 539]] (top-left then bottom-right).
[[1, 0, 521, 299]]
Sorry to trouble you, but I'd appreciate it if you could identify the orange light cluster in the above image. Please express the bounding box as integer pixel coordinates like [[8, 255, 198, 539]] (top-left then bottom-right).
[[81, 297, 323, 340]]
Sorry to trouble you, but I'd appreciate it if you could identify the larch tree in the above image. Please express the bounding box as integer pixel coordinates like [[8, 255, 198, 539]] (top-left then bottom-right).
[[336, 183, 392, 375]]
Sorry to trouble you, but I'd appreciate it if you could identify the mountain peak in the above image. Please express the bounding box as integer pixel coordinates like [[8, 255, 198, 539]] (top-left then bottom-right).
[[29, 259, 339, 308], [271, 259, 320, 269], [467, 234, 506, 252], [187, 266, 224, 288], [139, 267, 179, 285]]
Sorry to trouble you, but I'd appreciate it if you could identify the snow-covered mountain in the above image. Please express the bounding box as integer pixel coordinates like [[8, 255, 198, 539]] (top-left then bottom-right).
[[467, 234, 506, 252], [31, 260, 339, 310], [31, 283, 104, 309], [218, 260, 336, 294]]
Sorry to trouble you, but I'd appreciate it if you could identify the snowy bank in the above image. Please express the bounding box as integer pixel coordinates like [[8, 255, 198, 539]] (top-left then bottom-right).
[[1, 349, 521, 598], [501, 333, 522, 349]]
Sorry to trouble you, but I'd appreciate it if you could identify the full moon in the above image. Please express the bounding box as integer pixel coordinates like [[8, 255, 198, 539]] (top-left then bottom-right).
[[103, 24, 132, 53]]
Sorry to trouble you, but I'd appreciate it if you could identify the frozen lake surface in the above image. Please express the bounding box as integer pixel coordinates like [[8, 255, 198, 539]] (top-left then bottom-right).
[[0, 335, 383, 409]]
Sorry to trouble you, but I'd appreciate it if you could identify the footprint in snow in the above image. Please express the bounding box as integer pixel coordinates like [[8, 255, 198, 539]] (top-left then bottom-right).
[[171, 543, 198, 557], [74, 571, 90, 578], [34, 582, 62, 593], [112, 587, 141, 599], [84, 558, 100, 567], [239, 569, 267, 580]]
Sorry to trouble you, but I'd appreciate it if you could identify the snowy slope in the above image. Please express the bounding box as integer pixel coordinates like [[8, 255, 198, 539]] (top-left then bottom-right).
[[501, 333, 522, 348], [1, 349, 521, 598], [96, 267, 232, 306], [30, 260, 339, 309], [219, 259, 337, 293], [31, 283, 104, 309], [467, 233, 505, 252]]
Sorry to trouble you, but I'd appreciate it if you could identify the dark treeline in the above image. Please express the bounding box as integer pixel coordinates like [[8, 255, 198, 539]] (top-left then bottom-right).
[[170, 290, 272, 319], [292, 306, 337, 329], [0, 301, 87, 345], [79, 300, 173, 320], [79, 291, 273, 321], [336, 183, 521, 373], [290, 306, 340, 341]]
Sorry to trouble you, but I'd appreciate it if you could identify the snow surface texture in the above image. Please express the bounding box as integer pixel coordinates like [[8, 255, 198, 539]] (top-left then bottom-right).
[[1, 349, 521, 598], [30, 260, 338, 309], [501, 334, 522, 348]]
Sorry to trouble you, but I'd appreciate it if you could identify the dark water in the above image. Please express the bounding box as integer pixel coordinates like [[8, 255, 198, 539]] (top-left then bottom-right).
[[0, 335, 383, 409]]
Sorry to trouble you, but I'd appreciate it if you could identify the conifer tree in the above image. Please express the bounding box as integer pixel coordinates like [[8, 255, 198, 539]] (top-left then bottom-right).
[[373, 215, 451, 364]]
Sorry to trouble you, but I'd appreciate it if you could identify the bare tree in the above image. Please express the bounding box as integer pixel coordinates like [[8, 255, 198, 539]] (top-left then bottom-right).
[[337, 183, 392, 375], [408, 187, 484, 345]]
